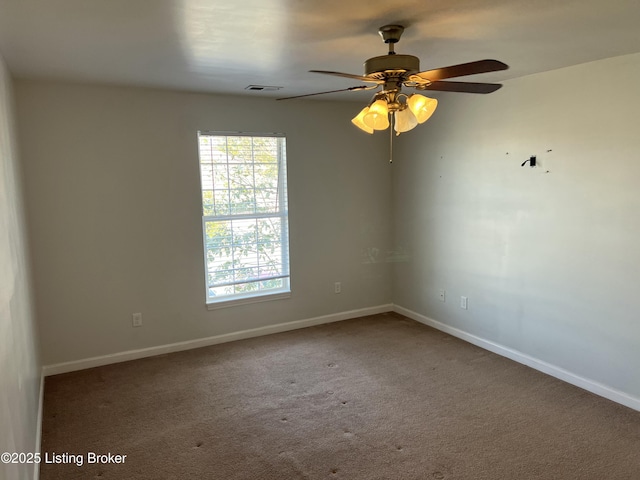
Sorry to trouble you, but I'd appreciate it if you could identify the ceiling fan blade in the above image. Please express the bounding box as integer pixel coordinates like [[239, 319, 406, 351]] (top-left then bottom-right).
[[418, 81, 503, 94], [277, 85, 377, 101], [310, 70, 384, 84], [412, 59, 509, 82]]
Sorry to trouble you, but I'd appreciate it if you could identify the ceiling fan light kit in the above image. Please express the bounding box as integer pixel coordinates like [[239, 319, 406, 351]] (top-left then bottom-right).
[[351, 92, 439, 135]]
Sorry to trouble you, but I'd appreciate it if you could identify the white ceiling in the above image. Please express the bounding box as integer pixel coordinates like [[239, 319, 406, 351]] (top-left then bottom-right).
[[1, 0, 639, 101]]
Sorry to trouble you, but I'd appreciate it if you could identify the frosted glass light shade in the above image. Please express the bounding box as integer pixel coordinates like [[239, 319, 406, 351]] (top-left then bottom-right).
[[351, 107, 374, 134], [363, 99, 390, 130], [407, 94, 438, 124], [394, 107, 418, 134]]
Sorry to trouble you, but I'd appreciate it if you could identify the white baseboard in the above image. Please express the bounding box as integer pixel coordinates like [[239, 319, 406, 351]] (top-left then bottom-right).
[[42, 304, 393, 376], [33, 372, 44, 480], [393, 304, 640, 413]]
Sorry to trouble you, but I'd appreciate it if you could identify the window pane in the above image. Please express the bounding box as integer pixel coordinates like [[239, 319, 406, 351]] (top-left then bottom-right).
[[205, 221, 231, 247], [254, 164, 278, 189], [212, 165, 229, 190], [213, 190, 230, 216], [200, 164, 213, 190], [202, 190, 214, 216]]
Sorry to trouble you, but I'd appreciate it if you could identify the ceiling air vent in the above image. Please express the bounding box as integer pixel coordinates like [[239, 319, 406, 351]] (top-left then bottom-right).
[[245, 85, 283, 91]]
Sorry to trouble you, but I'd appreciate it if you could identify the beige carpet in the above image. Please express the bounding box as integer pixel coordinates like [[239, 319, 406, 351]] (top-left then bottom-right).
[[40, 312, 640, 479]]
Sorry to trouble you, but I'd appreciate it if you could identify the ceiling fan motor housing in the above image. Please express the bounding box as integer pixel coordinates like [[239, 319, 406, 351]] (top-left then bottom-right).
[[364, 54, 420, 78]]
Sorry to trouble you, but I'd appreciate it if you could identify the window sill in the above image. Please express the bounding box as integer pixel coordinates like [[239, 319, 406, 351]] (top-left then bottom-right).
[[206, 290, 291, 310]]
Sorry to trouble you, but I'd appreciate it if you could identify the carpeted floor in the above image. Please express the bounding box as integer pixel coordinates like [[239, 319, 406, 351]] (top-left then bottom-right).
[[40, 312, 640, 479]]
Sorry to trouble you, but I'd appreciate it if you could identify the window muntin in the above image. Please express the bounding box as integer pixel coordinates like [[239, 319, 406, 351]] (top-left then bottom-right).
[[198, 133, 290, 304]]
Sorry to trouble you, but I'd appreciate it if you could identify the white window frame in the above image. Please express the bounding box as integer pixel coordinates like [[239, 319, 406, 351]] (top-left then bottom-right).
[[197, 131, 291, 309]]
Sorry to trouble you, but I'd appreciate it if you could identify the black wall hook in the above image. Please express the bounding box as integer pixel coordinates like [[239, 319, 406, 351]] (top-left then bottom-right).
[[521, 155, 536, 167]]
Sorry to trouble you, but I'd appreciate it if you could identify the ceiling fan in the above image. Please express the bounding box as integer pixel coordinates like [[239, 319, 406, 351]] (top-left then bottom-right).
[[279, 25, 509, 135]]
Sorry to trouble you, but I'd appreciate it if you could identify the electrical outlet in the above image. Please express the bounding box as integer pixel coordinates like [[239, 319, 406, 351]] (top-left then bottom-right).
[[439, 289, 446, 302], [460, 296, 468, 310], [132, 312, 143, 327], [334, 282, 342, 294]]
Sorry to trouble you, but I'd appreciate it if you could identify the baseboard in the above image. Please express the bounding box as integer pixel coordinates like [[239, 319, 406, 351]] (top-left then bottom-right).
[[42, 304, 393, 376], [33, 372, 44, 480], [393, 304, 640, 413]]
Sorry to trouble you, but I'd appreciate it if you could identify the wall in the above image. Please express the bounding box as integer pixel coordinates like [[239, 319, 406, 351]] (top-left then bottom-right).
[[392, 53, 640, 402], [0, 56, 41, 479], [15, 81, 392, 366]]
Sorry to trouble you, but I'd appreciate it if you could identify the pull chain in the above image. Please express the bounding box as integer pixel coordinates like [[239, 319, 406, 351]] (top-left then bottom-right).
[[389, 113, 394, 164]]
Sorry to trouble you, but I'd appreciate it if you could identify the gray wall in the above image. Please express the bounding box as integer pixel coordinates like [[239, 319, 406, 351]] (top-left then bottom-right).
[[15, 81, 392, 365], [0, 56, 40, 480], [392, 53, 640, 399]]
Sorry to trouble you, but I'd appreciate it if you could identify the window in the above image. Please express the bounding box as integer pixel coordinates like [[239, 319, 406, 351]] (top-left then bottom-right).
[[197, 132, 291, 307]]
